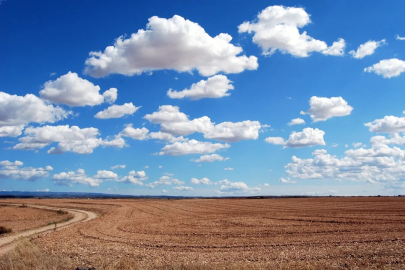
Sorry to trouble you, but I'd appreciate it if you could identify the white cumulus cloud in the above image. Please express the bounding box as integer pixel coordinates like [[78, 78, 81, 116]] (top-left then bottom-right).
[[322, 38, 346, 56], [0, 160, 52, 181], [84, 15, 258, 77], [349, 39, 386, 59], [303, 96, 353, 122], [167, 75, 234, 100], [144, 105, 261, 142], [266, 128, 326, 148], [119, 124, 149, 140], [190, 177, 212, 185], [364, 58, 405, 78], [0, 91, 70, 137], [288, 118, 305, 126], [365, 115, 405, 133], [95, 103, 140, 119], [110, 164, 126, 170], [159, 139, 230, 156], [238, 5, 342, 57], [40, 72, 115, 106], [11, 125, 123, 154], [191, 154, 229, 163]]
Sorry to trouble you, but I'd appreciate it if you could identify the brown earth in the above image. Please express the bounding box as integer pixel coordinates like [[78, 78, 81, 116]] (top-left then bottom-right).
[[0, 197, 405, 269], [0, 203, 73, 234]]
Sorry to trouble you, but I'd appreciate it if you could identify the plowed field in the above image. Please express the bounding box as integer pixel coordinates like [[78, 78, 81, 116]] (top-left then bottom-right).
[[1, 197, 405, 269], [0, 204, 72, 234]]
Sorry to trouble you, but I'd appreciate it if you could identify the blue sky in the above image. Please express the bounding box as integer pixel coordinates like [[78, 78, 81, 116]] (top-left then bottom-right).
[[1, 0, 405, 196]]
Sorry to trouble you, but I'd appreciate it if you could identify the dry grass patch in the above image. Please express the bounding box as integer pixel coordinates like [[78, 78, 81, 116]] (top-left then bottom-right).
[[0, 239, 71, 270]]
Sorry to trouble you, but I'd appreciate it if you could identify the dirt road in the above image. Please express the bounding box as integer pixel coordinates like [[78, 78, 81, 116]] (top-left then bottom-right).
[[0, 204, 97, 256]]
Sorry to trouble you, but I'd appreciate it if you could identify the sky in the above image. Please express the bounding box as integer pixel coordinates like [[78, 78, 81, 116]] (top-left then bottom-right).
[[1, 0, 405, 196]]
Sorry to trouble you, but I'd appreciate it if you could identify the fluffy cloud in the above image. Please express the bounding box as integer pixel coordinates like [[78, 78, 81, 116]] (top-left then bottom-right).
[[84, 15, 258, 77], [285, 128, 326, 148], [217, 179, 260, 194], [159, 139, 230, 156], [167, 75, 234, 100], [119, 170, 148, 185], [303, 96, 353, 122], [349, 39, 386, 59], [224, 167, 234, 171], [191, 154, 229, 162], [204, 120, 261, 142], [11, 125, 123, 154], [312, 149, 327, 155], [0, 160, 52, 181], [279, 177, 297, 184], [365, 116, 405, 133], [52, 169, 103, 187], [264, 137, 285, 145], [103, 88, 118, 104], [364, 58, 405, 78], [173, 186, 193, 191], [119, 125, 149, 140], [0, 91, 70, 137], [148, 131, 187, 143], [144, 105, 189, 124], [322, 38, 346, 56], [190, 177, 213, 185], [288, 118, 305, 126], [144, 105, 261, 142], [265, 128, 326, 148], [283, 137, 405, 184], [40, 72, 115, 106], [160, 117, 213, 136], [95, 103, 140, 119], [238, 6, 342, 57], [146, 175, 184, 188], [111, 164, 126, 170]]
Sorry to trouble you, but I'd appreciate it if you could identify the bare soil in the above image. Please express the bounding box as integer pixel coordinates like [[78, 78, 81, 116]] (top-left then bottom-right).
[[1, 197, 404, 269], [0, 204, 73, 234]]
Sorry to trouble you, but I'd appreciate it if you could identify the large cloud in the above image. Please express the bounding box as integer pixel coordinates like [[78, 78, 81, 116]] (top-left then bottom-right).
[[144, 105, 189, 124], [190, 177, 213, 185], [11, 125, 124, 154], [364, 59, 405, 78], [53, 168, 147, 186], [303, 96, 353, 122], [159, 139, 230, 156], [119, 124, 149, 140], [0, 160, 53, 181], [204, 120, 261, 142], [217, 179, 260, 194], [95, 103, 140, 119], [365, 116, 405, 133], [265, 127, 326, 148], [284, 136, 405, 184], [40, 72, 116, 106], [167, 75, 234, 100], [349, 39, 386, 59], [0, 91, 70, 137], [238, 5, 343, 57], [146, 175, 184, 188], [84, 15, 258, 77], [144, 105, 261, 142]]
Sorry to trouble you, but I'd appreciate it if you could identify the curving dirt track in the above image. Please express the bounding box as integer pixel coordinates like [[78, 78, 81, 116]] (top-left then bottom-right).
[[1, 197, 405, 269], [0, 203, 97, 256]]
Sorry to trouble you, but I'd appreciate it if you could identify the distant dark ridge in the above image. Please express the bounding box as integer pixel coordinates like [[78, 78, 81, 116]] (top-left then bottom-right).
[[0, 191, 402, 199]]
